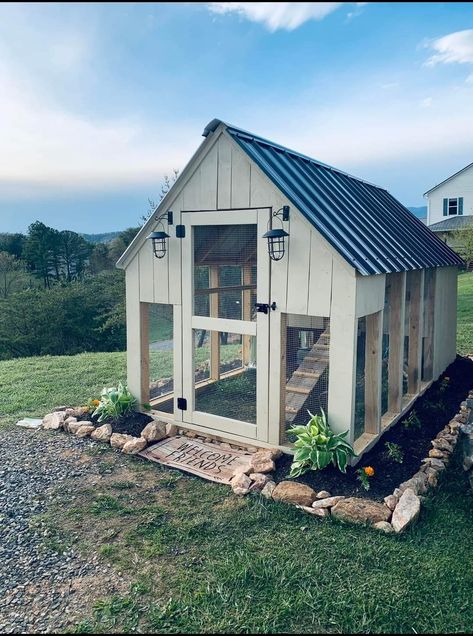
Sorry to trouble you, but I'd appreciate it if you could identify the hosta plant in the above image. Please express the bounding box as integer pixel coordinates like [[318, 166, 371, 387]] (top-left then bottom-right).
[[92, 383, 137, 422], [288, 410, 356, 478]]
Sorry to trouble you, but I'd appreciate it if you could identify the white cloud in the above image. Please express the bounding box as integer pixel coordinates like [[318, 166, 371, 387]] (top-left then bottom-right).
[[0, 62, 196, 195], [425, 29, 473, 66], [420, 96, 432, 108], [207, 2, 348, 31]]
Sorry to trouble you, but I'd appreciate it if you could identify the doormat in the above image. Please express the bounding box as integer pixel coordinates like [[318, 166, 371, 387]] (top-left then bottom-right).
[[139, 436, 251, 484]]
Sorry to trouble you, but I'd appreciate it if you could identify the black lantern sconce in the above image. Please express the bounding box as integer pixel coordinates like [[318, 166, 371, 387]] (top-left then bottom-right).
[[147, 211, 172, 259], [263, 206, 290, 261]]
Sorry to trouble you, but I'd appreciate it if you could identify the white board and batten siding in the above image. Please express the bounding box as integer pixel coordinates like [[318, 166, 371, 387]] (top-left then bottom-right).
[[427, 163, 473, 225]]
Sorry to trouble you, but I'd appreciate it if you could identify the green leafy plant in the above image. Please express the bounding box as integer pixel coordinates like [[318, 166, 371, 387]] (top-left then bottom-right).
[[385, 441, 404, 464], [92, 382, 137, 422], [288, 410, 356, 478], [439, 376, 450, 393], [356, 466, 375, 491], [402, 409, 422, 431]]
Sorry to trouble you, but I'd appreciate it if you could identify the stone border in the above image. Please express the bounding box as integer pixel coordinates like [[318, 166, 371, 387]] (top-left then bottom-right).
[[40, 389, 472, 533]]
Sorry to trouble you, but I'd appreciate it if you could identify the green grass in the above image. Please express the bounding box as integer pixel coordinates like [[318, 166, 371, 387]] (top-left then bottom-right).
[[457, 271, 473, 355], [0, 274, 472, 632]]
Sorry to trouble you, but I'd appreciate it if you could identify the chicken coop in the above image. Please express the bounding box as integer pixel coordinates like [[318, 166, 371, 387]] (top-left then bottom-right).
[[117, 119, 462, 457]]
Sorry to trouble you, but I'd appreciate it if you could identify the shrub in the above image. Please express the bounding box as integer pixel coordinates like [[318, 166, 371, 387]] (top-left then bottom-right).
[[288, 410, 356, 478], [92, 383, 137, 422], [385, 441, 404, 463], [402, 410, 422, 431]]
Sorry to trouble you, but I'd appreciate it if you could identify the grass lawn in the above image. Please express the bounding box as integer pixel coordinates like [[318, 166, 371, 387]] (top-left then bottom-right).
[[457, 271, 473, 355], [0, 273, 472, 633]]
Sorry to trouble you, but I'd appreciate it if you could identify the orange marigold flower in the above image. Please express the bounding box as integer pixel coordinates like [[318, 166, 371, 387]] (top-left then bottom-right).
[[92, 399, 100, 406], [364, 466, 375, 477]]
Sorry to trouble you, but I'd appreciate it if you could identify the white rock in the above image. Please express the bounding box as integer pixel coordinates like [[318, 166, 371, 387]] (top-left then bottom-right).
[[75, 424, 95, 438], [166, 423, 178, 437], [373, 521, 394, 533], [141, 421, 167, 443], [249, 451, 275, 474], [43, 411, 65, 430], [249, 473, 271, 491], [391, 488, 421, 533], [110, 433, 134, 450], [231, 473, 252, 496], [311, 496, 345, 509], [315, 490, 332, 499], [90, 423, 112, 442], [260, 481, 276, 499], [122, 437, 147, 454], [298, 505, 330, 518]]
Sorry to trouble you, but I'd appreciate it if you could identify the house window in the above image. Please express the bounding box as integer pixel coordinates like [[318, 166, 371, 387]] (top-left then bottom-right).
[[443, 197, 464, 216]]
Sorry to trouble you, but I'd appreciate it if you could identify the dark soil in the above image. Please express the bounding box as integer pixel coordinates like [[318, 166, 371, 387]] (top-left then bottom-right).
[[80, 411, 153, 438], [273, 355, 473, 501]]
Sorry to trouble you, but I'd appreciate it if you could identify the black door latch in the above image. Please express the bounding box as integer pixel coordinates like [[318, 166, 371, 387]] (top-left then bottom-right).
[[255, 302, 277, 314]]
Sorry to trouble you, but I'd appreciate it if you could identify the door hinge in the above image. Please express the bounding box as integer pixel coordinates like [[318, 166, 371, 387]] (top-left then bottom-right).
[[255, 302, 277, 314], [176, 225, 185, 238], [177, 397, 187, 410]]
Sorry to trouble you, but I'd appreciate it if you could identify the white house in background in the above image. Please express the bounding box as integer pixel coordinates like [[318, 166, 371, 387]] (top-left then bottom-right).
[[425, 161, 473, 227]]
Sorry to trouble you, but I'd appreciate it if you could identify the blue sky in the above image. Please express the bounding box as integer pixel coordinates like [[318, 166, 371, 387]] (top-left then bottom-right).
[[1, 2, 473, 234]]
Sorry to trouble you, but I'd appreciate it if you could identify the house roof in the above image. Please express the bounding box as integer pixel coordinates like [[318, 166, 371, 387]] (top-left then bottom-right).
[[204, 119, 463, 275], [424, 161, 473, 196], [429, 215, 473, 232]]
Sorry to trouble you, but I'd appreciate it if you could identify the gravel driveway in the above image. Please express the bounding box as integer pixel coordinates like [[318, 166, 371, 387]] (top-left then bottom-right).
[[0, 427, 129, 634]]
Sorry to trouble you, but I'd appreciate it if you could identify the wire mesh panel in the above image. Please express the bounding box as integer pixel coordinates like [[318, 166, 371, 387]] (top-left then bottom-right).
[[149, 303, 174, 413], [281, 315, 330, 444], [194, 329, 257, 423], [354, 316, 366, 441], [193, 225, 257, 321], [381, 277, 391, 415]]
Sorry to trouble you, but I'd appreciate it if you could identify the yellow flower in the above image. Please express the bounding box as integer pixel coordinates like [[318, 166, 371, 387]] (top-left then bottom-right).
[[364, 466, 375, 477], [92, 399, 100, 406]]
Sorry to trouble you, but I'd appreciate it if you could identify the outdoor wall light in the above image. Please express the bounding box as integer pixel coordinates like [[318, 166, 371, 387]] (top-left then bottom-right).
[[263, 206, 290, 261], [147, 211, 171, 259]]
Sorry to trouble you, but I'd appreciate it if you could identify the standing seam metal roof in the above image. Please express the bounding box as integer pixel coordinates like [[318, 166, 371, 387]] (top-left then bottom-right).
[[205, 120, 462, 275]]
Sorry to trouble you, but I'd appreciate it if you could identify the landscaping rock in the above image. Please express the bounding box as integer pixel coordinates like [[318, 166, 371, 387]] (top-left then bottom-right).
[[110, 433, 134, 450], [166, 423, 177, 437], [122, 437, 147, 455], [373, 521, 394, 534], [90, 423, 112, 442], [231, 473, 252, 496], [429, 448, 446, 459], [74, 424, 95, 438], [260, 480, 276, 499], [315, 490, 332, 499], [432, 438, 454, 453], [232, 462, 252, 478], [272, 481, 317, 507], [311, 496, 345, 509], [399, 471, 428, 496], [141, 421, 167, 443], [331, 498, 391, 526], [298, 505, 330, 518], [249, 451, 276, 474], [384, 494, 399, 510], [249, 473, 271, 491], [43, 412, 65, 430], [391, 488, 420, 533], [65, 406, 89, 418], [67, 421, 82, 435], [422, 457, 446, 471]]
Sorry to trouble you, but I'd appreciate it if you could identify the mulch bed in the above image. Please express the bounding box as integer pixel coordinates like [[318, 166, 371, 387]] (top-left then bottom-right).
[[79, 411, 153, 438], [274, 355, 473, 501]]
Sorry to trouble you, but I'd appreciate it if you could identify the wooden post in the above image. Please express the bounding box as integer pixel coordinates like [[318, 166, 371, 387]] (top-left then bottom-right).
[[422, 269, 435, 381], [209, 266, 220, 380], [242, 264, 252, 365], [364, 311, 382, 434], [140, 302, 150, 405], [388, 272, 406, 413], [407, 270, 424, 395]]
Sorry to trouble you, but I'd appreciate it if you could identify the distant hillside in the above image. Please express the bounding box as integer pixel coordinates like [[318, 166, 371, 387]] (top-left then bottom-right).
[[407, 206, 427, 219], [81, 231, 121, 244]]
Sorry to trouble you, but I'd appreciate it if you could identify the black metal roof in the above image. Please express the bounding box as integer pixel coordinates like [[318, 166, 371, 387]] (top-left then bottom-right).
[[204, 119, 463, 275]]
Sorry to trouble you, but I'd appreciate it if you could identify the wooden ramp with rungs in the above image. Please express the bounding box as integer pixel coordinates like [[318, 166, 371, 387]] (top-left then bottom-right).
[[285, 329, 330, 425]]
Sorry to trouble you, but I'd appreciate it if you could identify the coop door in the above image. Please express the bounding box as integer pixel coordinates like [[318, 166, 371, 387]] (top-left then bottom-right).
[[181, 209, 270, 442]]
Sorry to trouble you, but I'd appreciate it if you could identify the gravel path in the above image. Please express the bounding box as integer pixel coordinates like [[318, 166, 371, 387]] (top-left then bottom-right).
[[0, 427, 128, 634]]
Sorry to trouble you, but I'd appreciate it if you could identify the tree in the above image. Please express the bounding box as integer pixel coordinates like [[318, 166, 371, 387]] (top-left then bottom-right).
[[119, 227, 141, 248], [58, 230, 91, 281], [0, 233, 26, 259], [142, 169, 180, 223], [23, 221, 56, 288], [0, 252, 25, 298], [452, 226, 473, 269]]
